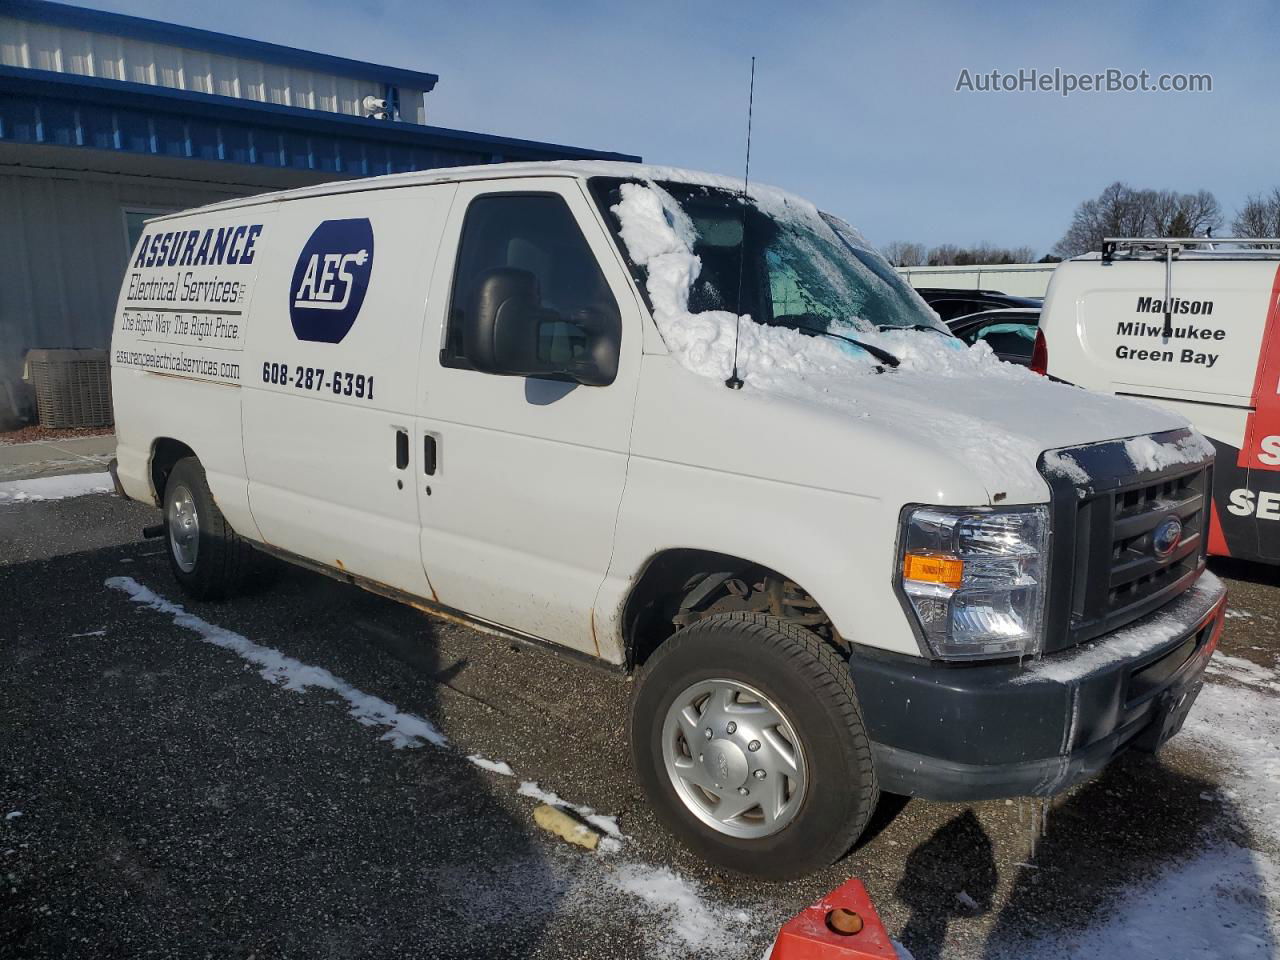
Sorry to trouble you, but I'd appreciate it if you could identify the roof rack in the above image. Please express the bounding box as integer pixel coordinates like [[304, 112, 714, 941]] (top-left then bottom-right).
[[1101, 236, 1280, 262]]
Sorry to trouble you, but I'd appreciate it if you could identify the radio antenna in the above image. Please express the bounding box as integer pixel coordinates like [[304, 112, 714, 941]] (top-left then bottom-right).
[[724, 56, 756, 390]]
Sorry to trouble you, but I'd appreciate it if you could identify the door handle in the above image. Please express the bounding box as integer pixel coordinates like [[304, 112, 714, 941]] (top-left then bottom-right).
[[423, 434, 438, 476], [395, 429, 409, 470]]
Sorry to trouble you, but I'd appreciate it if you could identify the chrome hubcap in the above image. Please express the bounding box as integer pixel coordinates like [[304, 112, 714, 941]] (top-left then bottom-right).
[[167, 484, 199, 573], [661, 678, 807, 839]]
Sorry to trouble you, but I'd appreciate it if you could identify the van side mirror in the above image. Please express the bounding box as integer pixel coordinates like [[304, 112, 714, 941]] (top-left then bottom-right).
[[465, 267, 620, 386]]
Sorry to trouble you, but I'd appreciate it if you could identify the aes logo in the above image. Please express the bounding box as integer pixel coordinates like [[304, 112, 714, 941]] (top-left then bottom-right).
[[289, 218, 375, 343]]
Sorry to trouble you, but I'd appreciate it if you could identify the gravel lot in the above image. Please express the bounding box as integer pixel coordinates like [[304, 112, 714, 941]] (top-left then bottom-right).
[[1, 490, 1277, 959]]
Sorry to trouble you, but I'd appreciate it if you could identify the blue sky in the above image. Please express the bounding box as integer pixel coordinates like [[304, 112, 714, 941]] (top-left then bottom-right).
[[79, 0, 1280, 256]]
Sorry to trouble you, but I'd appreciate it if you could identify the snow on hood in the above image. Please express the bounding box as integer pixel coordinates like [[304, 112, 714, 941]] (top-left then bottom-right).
[[611, 181, 1198, 496]]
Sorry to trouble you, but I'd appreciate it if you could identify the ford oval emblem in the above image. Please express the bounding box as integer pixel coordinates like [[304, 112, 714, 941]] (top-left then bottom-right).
[[1152, 516, 1183, 560]]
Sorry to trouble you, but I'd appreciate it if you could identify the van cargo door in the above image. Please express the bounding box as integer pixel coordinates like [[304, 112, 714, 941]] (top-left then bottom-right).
[[242, 184, 455, 598]]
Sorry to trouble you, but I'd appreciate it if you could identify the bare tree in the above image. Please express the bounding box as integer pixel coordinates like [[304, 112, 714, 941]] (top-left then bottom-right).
[[925, 243, 1037, 266], [881, 241, 928, 267], [1233, 189, 1280, 239], [1054, 182, 1223, 257]]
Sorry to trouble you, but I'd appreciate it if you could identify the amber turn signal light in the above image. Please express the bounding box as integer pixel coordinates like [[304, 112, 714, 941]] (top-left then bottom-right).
[[902, 552, 964, 589]]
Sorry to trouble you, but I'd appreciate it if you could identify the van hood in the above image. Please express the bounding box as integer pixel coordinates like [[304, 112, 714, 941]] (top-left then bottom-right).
[[700, 329, 1203, 504], [817, 363, 1196, 500]]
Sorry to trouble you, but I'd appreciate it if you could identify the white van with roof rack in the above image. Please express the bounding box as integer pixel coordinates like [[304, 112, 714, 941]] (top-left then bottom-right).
[[109, 162, 1226, 879], [1036, 236, 1280, 565]]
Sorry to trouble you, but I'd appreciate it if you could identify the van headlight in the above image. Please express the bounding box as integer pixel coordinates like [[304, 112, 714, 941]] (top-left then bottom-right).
[[896, 505, 1049, 660]]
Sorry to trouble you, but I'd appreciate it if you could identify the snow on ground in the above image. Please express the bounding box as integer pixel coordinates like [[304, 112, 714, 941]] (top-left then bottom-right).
[[100, 575, 779, 957], [103, 577, 640, 847], [99, 578, 803, 960], [98, 573, 1279, 959], [997, 674, 1280, 959], [467, 754, 515, 776], [0, 472, 112, 503], [106, 575, 449, 749], [997, 844, 1278, 960], [1206, 652, 1280, 692], [609, 864, 756, 959], [1183, 681, 1280, 837], [518, 781, 623, 840]]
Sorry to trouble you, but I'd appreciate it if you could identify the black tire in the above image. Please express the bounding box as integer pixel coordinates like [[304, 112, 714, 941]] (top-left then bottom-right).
[[629, 612, 879, 880], [161, 456, 253, 601]]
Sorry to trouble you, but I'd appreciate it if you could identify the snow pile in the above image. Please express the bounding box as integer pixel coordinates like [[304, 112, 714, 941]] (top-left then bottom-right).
[[1124, 432, 1215, 473], [0, 472, 112, 503], [1014, 571, 1224, 684]]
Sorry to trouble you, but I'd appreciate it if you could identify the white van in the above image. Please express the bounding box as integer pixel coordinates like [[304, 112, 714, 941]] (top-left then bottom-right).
[[110, 163, 1226, 879], [1038, 238, 1280, 565]]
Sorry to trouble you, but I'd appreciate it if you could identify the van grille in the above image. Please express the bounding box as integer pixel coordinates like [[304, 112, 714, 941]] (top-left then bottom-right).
[[1090, 468, 1207, 623], [1039, 433, 1211, 653]]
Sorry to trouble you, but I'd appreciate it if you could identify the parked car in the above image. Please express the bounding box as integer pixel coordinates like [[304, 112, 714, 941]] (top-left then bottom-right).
[[948, 307, 1041, 365], [110, 163, 1226, 879], [916, 287, 1042, 323], [1038, 236, 1280, 565]]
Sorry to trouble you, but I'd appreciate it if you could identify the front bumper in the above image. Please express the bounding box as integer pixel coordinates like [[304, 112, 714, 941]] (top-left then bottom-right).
[[850, 573, 1227, 802]]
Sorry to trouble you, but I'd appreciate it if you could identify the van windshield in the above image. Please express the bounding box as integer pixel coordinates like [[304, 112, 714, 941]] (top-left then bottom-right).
[[590, 177, 946, 337]]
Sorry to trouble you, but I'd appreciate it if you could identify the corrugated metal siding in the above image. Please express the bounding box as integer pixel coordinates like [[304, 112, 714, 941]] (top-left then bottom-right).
[[0, 16, 422, 123], [0, 167, 259, 370]]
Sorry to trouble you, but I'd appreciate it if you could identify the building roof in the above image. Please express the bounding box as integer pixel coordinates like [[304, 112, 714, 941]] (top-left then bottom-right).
[[0, 65, 639, 163], [5, 0, 440, 92]]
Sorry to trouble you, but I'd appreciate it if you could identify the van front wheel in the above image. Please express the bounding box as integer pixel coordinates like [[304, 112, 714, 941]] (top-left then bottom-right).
[[162, 456, 251, 600], [629, 612, 878, 880]]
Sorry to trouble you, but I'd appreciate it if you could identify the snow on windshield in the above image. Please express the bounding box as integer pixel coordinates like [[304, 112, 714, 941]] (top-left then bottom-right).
[[610, 180, 1094, 492], [611, 180, 1013, 385]]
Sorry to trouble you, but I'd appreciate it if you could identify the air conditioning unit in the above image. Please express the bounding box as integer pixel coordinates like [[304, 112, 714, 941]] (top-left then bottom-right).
[[25, 348, 113, 428]]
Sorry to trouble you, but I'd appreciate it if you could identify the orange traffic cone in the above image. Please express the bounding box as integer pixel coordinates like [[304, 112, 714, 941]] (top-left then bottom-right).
[[769, 877, 898, 960]]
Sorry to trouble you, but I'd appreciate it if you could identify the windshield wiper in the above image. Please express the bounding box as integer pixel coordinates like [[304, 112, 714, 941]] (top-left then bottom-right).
[[795, 326, 901, 368], [877, 322, 949, 337]]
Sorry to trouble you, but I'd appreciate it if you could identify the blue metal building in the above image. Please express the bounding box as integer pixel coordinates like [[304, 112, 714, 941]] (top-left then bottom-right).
[[0, 0, 638, 421]]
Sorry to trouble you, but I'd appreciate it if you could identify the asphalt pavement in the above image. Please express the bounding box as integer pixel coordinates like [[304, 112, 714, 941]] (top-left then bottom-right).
[[1, 489, 1277, 959]]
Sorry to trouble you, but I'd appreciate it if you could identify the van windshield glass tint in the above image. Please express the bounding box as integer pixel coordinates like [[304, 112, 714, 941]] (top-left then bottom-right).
[[591, 178, 944, 336]]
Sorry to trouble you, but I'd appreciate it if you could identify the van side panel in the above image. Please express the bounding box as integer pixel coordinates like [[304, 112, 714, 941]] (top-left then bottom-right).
[[110, 208, 276, 539], [1042, 258, 1280, 562], [240, 184, 455, 598]]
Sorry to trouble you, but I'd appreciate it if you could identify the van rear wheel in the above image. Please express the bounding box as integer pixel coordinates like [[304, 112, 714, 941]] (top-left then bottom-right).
[[629, 612, 879, 880], [162, 456, 251, 600]]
